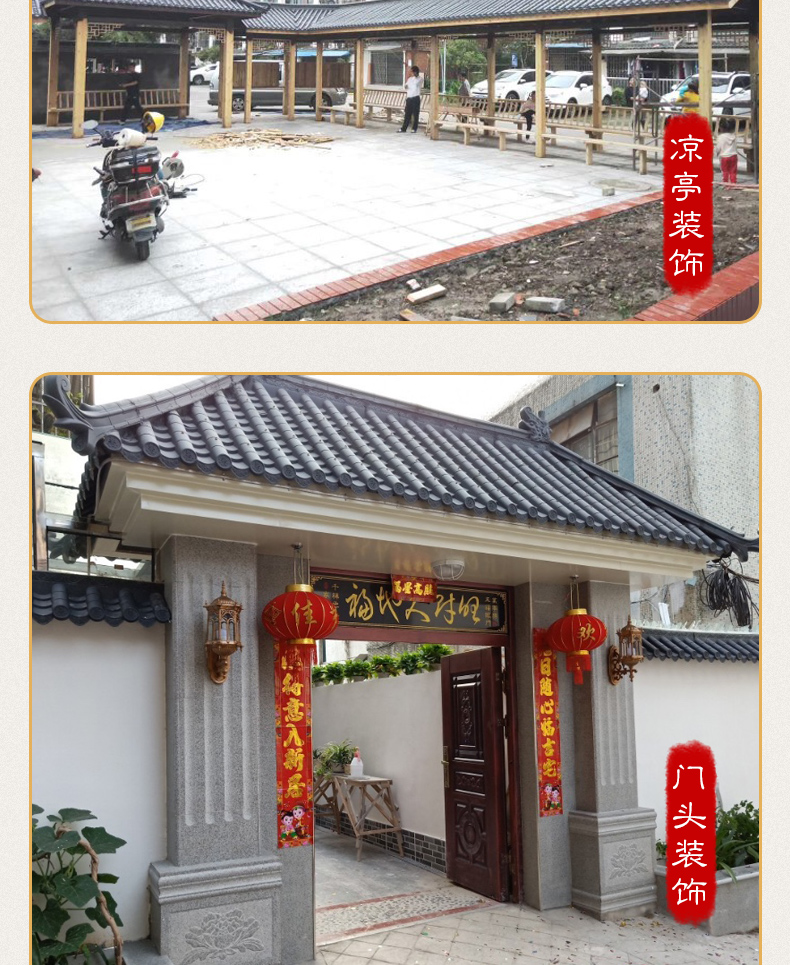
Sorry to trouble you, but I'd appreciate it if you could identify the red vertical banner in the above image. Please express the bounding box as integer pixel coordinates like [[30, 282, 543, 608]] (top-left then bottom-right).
[[533, 630, 563, 816], [665, 741, 717, 924], [663, 113, 714, 295], [274, 642, 314, 848]]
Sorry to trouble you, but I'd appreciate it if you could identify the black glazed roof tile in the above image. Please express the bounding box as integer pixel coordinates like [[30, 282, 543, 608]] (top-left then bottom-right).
[[642, 628, 758, 663], [41, 373, 757, 562], [32, 571, 171, 627]]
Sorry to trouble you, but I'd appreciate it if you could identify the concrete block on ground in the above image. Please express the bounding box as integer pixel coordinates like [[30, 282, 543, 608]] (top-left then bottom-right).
[[602, 186, 616, 196], [406, 284, 446, 305], [489, 291, 517, 313], [406, 278, 421, 292], [523, 296, 566, 313]]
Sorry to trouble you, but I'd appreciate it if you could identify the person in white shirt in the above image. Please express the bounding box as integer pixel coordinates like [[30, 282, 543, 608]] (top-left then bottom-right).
[[716, 117, 739, 184], [400, 65, 423, 133]]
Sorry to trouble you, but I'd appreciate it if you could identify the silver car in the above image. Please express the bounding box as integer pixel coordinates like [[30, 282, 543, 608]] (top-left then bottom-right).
[[208, 67, 347, 113]]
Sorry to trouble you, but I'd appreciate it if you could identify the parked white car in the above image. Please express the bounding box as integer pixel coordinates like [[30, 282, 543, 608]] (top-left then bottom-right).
[[660, 72, 752, 115], [191, 62, 219, 85], [470, 69, 552, 101], [544, 70, 613, 106]]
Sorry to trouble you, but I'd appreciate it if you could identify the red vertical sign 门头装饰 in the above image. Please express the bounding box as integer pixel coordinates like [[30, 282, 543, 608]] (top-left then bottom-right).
[[663, 113, 714, 296], [665, 741, 717, 925], [275, 642, 314, 848]]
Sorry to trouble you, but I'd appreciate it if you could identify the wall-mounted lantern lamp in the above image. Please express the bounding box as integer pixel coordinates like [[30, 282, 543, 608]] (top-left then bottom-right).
[[608, 617, 644, 685], [204, 581, 243, 684]]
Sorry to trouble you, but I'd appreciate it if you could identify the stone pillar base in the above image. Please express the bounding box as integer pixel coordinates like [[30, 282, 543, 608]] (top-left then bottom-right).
[[568, 807, 657, 920], [149, 856, 282, 965]]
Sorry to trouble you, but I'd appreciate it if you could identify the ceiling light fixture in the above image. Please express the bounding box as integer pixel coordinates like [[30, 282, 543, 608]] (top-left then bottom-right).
[[431, 559, 465, 581]]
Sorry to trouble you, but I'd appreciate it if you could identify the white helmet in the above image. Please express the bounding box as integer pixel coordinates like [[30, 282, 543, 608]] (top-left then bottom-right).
[[115, 128, 148, 150]]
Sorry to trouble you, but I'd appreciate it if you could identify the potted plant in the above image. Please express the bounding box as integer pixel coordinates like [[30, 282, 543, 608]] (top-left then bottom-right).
[[369, 654, 400, 678], [418, 643, 453, 670], [32, 805, 126, 965], [318, 740, 356, 774], [397, 651, 426, 675], [311, 665, 327, 686], [654, 800, 759, 936], [344, 659, 372, 682], [322, 662, 346, 685]]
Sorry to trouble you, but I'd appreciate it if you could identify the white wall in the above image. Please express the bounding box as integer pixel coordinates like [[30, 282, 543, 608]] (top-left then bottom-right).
[[313, 671, 445, 840], [32, 620, 167, 941], [634, 659, 759, 839]]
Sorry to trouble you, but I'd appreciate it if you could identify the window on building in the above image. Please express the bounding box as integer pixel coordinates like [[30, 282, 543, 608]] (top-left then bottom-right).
[[551, 389, 619, 473]]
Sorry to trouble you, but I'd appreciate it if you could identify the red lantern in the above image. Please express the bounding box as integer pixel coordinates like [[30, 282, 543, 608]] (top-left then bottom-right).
[[262, 583, 339, 645], [546, 607, 607, 685]]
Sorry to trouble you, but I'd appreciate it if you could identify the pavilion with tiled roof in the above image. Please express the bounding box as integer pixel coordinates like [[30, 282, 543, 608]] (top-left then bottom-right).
[[35, 0, 758, 146]]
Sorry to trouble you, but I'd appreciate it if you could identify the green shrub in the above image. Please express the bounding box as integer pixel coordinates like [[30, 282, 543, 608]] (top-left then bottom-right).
[[655, 839, 667, 859], [311, 665, 326, 685], [612, 87, 626, 107], [716, 800, 759, 880], [344, 659, 372, 680], [398, 652, 426, 675], [322, 662, 346, 685], [417, 643, 453, 667], [370, 654, 400, 676], [316, 740, 356, 775], [32, 805, 126, 965]]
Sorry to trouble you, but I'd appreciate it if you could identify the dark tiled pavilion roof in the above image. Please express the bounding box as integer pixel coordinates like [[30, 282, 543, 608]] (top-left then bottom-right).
[[37, 0, 266, 18], [41, 374, 758, 562], [33, 571, 171, 627], [642, 628, 758, 663], [242, 0, 736, 34]]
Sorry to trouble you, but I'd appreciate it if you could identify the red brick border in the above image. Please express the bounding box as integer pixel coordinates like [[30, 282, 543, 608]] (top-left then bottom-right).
[[213, 191, 663, 321], [632, 252, 759, 322]]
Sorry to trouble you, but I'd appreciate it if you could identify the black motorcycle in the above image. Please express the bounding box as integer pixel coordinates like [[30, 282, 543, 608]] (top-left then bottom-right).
[[87, 117, 185, 261]]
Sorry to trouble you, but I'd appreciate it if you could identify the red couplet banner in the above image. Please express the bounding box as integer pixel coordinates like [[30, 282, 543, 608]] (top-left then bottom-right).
[[274, 642, 314, 848], [665, 741, 717, 925], [533, 630, 563, 816], [663, 113, 714, 296]]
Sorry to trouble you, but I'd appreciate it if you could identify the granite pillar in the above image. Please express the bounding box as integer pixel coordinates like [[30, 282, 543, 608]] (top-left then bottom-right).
[[514, 582, 576, 910], [148, 537, 283, 965], [568, 581, 657, 920]]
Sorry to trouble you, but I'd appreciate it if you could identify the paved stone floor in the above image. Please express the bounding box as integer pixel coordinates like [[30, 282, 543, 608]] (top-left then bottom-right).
[[312, 829, 758, 965], [31, 91, 662, 322]]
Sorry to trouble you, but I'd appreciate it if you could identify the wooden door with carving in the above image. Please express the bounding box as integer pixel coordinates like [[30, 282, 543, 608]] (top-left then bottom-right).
[[441, 646, 509, 901]]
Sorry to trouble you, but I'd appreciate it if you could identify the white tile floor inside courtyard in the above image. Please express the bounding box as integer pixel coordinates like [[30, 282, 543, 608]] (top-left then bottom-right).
[[309, 830, 758, 965], [31, 107, 662, 322]]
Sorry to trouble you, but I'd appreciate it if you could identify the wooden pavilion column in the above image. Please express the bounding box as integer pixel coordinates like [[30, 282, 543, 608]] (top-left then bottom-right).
[[748, 8, 758, 178], [178, 28, 190, 119], [354, 38, 365, 128], [315, 42, 324, 121], [591, 26, 603, 151], [285, 41, 296, 120], [486, 33, 496, 134], [46, 17, 61, 127], [72, 16, 88, 139], [534, 27, 546, 158], [697, 11, 713, 125], [219, 22, 235, 128], [429, 34, 439, 139], [244, 37, 253, 123]]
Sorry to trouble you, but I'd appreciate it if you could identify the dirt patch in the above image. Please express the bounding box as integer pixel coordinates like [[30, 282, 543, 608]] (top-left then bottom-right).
[[288, 186, 758, 321]]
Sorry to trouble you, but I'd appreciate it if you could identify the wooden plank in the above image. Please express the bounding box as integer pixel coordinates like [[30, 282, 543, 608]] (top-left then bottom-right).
[[178, 28, 190, 120], [219, 23, 234, 128], [698, 11, 713, 125], [354, 39, 365, 128], [486, 34, 496, 134], [534, 28, 546, 159], [429, 35, 439, 139], [315, 42, 323, 122], [244, 39, 253, 123], [591, 26, 603, 153], [72, 17, 88, 139], [46, 20, 61, 127], [406, 284, 446, 305], [286, 42, 296, 121]]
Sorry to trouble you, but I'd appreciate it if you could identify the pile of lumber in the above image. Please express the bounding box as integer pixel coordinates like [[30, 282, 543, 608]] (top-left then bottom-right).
[[194, 129, 333, 150]]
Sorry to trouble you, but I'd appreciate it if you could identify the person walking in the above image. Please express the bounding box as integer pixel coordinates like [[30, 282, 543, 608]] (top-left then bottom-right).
[[458, 70, 471, 99], [399, 65, 423, 133], [716, 117, 739, 184], [520, 88, 536, 139], [676, 77, 700, 114], [120, 65, 143, 124]]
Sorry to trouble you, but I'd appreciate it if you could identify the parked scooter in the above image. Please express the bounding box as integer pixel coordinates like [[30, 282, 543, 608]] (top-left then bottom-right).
[[87, 111, 188, 261]]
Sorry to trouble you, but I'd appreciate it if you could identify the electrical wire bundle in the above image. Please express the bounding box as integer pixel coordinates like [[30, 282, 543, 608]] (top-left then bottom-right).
[[699, 557, 759, 629]]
